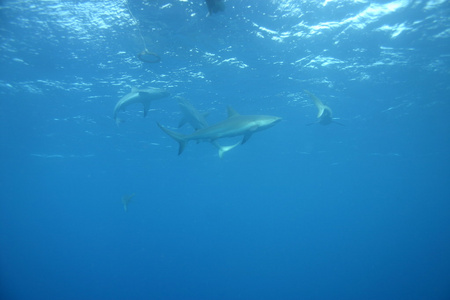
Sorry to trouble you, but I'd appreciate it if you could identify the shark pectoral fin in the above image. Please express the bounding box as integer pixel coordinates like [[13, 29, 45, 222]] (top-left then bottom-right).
[[143, 102, 151, 117], [242, 133, 253, 144], [217, 141, 241, 158]]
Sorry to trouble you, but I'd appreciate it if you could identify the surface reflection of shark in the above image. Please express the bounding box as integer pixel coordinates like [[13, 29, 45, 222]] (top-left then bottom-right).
[[113, 87, 169, 124], [122, 194, 135, 212], [305, 90, 343, 126], [177, 98, 240, 158], [158, 106, 281, 156]]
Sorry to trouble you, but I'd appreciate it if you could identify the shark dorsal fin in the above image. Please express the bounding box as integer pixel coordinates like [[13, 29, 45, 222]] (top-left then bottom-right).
[[227, 106, 240, 118]]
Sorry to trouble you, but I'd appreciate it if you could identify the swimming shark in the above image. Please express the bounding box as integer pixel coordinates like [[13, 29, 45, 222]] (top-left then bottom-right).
[[176, 98, 240, 157], [122, 193, 135, 212], [158, 106, 281, 156], [177, 97, 210, 130], [304, 90, 343, 126], [113, 87, 169, 123]]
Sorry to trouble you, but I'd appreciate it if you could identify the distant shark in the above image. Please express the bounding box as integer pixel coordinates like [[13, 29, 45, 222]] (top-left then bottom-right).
[[176, 98, 240, 157], [304, 90, 343, 126], [177, 97, 210, 130], [158, 106, 281, 156], [122, 193, 135, 212], [113, 87, 169, 123]]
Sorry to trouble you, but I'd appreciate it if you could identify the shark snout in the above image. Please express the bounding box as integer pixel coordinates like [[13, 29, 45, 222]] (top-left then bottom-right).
[[257, 115, 282, 129], [269, 116, 282, 126]]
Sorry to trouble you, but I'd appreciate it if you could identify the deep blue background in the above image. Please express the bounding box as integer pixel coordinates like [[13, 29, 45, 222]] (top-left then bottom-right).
[[1, 0, 450, 299]]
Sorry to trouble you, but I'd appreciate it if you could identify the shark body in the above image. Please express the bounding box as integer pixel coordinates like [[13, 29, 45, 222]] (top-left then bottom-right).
[[113, 87, 169, 123], [158, 107, 281, 156], [177, 97, 210, 130], [304, 90, 343, 126], [176, 98, 240, 157]]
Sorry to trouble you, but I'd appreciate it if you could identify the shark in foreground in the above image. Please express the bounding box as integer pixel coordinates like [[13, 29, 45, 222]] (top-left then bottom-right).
[[176, 98, 240, 157], [158, 106, 281, 156], [122, 193, 135, 212], [304, 90, 343, 126], [113, 87, 169, 124]]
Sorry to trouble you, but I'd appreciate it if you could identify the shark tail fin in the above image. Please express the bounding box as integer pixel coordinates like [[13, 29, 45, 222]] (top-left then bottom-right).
[[317, 106, 326, 118], [157, 123, 188, 155], [304, 90, 329, 117], [214, 141, 241, 159]]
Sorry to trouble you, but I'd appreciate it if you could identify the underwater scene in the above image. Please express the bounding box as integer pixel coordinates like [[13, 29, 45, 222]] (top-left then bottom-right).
[[1, 0, 449, 299]]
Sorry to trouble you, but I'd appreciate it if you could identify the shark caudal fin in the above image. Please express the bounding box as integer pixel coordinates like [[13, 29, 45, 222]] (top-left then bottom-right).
[[304, 90, 332, 118], [157, 123, 188, 155]]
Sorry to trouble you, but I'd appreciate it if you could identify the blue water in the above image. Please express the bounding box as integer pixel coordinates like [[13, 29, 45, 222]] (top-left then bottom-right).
[[1, 0, 450, 299]]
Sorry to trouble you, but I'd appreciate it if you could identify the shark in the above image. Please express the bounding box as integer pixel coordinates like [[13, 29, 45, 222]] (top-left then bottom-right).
[[113, 87, 169, 123], [158, 106, 281, 156], [122, 193, 135, 212], [304, 90, 343, 126], [177, 97, 210, 130], [176, 98, 240, 157]]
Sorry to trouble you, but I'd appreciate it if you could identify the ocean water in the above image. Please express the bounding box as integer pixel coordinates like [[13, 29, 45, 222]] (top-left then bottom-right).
[[1, 0, 450, 299]]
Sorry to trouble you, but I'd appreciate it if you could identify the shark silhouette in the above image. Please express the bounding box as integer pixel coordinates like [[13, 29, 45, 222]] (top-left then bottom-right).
[[304, 90, 343, 126], [113, 87, 169, 124], [177, 97, 210, 130], [158, 106, 281, 156], [176, 98, 240, 157]]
